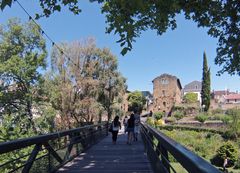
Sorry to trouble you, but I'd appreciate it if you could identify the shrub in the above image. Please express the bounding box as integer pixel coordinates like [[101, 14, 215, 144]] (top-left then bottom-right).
[[154, 112, 164, 120], [155, 119, 165, 126], [165, 117, 176, 124], [183, 92, 198, 103], [211, 142, 238, 167], [225, 108, 240, 116], [212, 108, 224, 115], [209, 114, 232, 124], [172, 110, 184, 120], [195, 113, 208, 123], [222, 130, 237, 140], [146, 117, 155, 127], [226, 108, 240, 139], [234, 156, 240, 169]]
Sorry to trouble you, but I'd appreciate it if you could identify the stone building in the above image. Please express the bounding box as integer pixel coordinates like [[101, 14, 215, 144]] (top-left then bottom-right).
[[152, 74, 182, 115]]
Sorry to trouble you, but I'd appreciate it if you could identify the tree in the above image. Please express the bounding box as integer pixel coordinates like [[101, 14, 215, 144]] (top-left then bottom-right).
[[127, 91, 146, 113], [1, 1, 240, 75], [0, 18, 47, 132], [183, 92, 198, 103], [47, 38, 126, 128], [211, 142, 238, 168], [201, 52, 210, 112]]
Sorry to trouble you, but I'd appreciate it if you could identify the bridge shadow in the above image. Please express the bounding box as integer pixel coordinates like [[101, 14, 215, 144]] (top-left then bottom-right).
[[58, 130, 153, 173]]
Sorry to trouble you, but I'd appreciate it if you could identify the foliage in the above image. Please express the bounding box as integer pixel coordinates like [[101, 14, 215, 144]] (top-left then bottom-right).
[[161, 129, 224, 160], [211, 142, 238, 167], [212, 108, 224, 115], [225, 108, 239, 116], [208, 114, 232, 124], [201, 52, 211, 112], [159, 125, 224, 135], [47, 38, 126, 128], [226, 109, 240, 139], [234, 157, 240, 169], [154, 111, 163, 120], [183, 93, 198, 103], [172, 110, 184, 120], [155, 119, 165, 126], [0, 115, 35, 172], [165, 117, 176, 124], [127, 91, 146, 113], [34, 105, 57, 133], [2, 1, 240, 74], [146, 117, 155, 127], [0, 18, 47, 132], [195, 113, 208, 123]]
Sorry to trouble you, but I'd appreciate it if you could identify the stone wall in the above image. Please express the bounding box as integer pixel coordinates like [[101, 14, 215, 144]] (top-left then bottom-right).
[[152, 74, 182, 114]]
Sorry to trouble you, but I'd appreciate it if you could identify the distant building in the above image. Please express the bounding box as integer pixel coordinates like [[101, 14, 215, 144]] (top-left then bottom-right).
[[225, 94, 240, 104], [152, 74, 182, 115], [212, 90, 231, 100], [183, 81, 202, 103]]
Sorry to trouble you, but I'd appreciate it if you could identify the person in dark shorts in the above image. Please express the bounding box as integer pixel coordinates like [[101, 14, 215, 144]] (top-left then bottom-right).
[[126, 113, 135, 145]]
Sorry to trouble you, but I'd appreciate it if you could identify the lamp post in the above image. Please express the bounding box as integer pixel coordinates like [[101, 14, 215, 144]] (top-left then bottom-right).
[[202, 104, 206, 112]]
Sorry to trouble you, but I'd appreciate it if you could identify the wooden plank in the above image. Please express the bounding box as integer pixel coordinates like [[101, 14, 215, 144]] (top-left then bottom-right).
[[57, 130, 153, 173]]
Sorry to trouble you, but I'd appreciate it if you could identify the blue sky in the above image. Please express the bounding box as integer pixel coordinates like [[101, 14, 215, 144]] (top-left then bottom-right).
[[1, 0, 239, 93]]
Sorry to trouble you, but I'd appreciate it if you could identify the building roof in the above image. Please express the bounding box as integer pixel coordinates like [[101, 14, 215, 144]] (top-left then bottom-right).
[[141, 91, 153, 98], [213, 90, 230, 96], [152, 73, 177, 82], [152, 73, 182, 89], [183, 81, 202, 92], [225, 94, 240, 100]]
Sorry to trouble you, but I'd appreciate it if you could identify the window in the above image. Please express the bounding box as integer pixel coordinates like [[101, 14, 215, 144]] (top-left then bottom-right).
[[195, 85, 198, 89], [163, 102, 166, 107], [162, 90, 165, 96], [161, 78, 169, 85]]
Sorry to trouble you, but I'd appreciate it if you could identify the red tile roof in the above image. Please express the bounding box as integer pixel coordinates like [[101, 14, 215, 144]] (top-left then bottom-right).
[[213, 90, 229, 96], [225, 94, 240, 100]]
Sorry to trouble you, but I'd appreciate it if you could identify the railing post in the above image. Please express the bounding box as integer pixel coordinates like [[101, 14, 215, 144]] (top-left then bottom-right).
[[22, 144, 41, 173], [159, 144, 170, 172], [148, 129, 154, 148]]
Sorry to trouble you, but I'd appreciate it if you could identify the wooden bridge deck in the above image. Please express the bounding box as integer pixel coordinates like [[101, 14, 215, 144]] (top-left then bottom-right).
[[58, 130, 153, 173]]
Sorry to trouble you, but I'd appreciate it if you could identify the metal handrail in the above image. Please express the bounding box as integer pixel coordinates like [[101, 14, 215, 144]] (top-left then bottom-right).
[[0, 122, 108, 173], [141, 122, 222, 173]]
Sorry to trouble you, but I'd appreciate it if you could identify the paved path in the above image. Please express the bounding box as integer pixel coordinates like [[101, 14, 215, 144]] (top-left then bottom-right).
[[58, 130, 153, 173]]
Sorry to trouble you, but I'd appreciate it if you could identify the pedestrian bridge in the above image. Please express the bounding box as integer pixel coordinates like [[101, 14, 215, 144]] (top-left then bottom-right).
[[0, 121, 221, 173]]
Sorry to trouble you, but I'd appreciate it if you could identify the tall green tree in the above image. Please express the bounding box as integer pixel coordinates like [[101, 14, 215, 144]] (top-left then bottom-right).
[[0, 18, 47, 132], [127, 91, 146, 113], [201, 52, 211, 112], [1, 1, 239, 75]]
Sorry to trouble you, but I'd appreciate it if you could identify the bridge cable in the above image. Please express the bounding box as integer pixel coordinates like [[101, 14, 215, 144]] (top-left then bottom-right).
[[14, 0, 79, 68]]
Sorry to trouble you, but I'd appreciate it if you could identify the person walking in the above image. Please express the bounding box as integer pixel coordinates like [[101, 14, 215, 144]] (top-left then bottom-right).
[[126, 113, 135, 145], [123, 115, 128, 133], [134, 110, 140, 141], [111, 116, 121, 144]]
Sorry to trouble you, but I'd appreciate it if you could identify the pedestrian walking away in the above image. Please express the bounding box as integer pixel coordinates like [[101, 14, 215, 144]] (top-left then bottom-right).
[[126, 113, 135, 145], [134, 110, 140, 141], [123, 115, 128, 133], [111, 116, 121, 144]]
